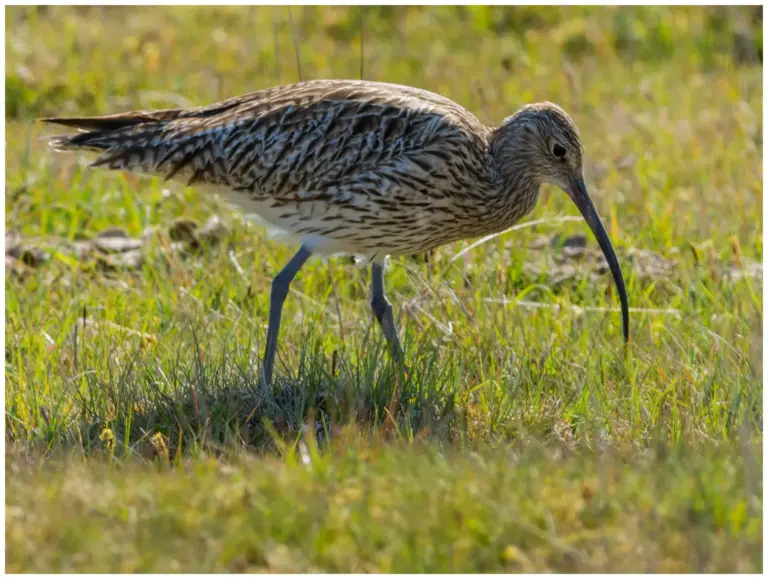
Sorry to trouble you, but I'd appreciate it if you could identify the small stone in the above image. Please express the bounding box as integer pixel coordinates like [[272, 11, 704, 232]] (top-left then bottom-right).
[[197, 215, 229, 245], [97, 249, 144, 270], [92, 236, 143, 253], [7, 244, 50, 267], [96, 227, 130, 239]]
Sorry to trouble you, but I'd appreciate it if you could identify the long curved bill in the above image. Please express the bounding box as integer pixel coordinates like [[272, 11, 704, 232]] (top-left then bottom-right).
[[565, 178, 629, 342]]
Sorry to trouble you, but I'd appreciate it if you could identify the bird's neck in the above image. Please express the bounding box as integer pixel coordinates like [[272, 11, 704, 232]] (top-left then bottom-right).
[[487, 133, 541, 228]]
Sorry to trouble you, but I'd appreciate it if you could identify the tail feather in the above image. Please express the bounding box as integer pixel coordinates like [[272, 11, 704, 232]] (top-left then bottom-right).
[[40, 99, 246, 178], [40, 97, 243, 136], [40, 110, 181, 132]]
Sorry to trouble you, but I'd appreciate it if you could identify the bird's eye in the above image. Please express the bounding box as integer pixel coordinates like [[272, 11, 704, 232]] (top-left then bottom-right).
[[552, 143, 567, 158]]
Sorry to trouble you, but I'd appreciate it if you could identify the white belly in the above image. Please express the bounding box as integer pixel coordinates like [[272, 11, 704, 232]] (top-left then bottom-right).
[[208, 185, 377, 257]]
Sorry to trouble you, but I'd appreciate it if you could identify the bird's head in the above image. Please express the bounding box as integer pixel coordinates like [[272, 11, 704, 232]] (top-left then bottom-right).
[[492, 102, 630, 342], [494, 101, 584, 191]]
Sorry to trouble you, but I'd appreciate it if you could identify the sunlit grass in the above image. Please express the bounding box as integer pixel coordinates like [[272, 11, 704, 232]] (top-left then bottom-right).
[[6, 436, 762, 573]]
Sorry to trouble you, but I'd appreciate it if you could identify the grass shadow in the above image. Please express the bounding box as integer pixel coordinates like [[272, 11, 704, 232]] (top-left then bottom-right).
[[58, 329, 462, 459]]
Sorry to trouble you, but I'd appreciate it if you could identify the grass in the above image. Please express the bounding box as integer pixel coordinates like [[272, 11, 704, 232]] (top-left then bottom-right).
[[7, 439, 761, 573], [5, 5, 763, 572]]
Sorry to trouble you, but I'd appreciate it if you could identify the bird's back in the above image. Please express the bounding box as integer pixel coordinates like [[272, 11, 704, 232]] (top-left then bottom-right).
[[44, 80, 488, 187]]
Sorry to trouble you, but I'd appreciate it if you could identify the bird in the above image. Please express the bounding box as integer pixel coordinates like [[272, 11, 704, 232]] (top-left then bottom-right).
[[42, 79, 629, 386]]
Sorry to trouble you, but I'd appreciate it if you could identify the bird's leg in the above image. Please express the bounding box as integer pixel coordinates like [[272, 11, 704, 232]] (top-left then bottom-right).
[[370, 262, 403, 365], [261, 245, 312, 386]]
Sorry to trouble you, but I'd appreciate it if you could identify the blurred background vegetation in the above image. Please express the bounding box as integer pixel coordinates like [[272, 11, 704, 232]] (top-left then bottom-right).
[[6, 6, 762, 119]]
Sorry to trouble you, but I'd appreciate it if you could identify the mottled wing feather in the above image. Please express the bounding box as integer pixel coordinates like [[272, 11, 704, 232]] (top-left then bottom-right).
[[43, 79, 489, 203]]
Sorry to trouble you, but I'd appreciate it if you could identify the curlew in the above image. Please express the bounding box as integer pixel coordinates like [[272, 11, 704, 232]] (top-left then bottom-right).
[[42, 79, 629, 385]]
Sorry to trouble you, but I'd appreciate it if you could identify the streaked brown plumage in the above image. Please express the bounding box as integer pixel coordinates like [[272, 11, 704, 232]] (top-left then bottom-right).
[[43, 79, 629, 385]]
